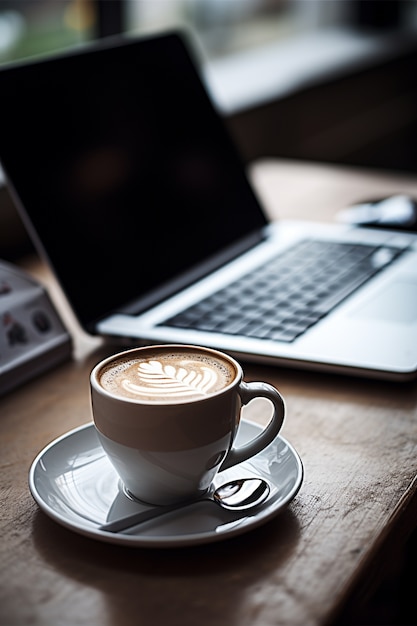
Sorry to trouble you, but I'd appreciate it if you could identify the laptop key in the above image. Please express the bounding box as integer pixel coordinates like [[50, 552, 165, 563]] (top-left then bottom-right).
[[162, 240, 405, 342]]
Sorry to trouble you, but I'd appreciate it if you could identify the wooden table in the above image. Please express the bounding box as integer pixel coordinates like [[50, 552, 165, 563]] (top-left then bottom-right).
[[2, 159, 417, 626]]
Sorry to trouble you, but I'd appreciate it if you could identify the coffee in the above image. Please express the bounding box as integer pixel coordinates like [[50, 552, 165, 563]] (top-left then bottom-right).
[[98, 346, 236, 402]]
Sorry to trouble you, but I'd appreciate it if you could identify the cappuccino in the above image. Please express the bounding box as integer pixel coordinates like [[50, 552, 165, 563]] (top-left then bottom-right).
[[91, 344, 285, 504], [99, 346, 236, 402]]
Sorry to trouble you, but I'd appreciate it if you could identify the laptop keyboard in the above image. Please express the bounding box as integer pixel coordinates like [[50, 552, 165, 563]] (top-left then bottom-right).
[[162, 239, 405, 343]]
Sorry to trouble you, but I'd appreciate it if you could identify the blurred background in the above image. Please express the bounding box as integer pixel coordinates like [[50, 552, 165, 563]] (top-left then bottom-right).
[[1, 0, 417, 259]]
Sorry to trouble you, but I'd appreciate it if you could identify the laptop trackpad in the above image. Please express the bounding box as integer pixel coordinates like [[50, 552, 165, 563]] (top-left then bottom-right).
[[352, 280, 417, 324]]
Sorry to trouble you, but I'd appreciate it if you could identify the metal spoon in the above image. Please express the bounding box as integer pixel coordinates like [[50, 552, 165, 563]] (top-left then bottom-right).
[[99, 477, 270, 533]]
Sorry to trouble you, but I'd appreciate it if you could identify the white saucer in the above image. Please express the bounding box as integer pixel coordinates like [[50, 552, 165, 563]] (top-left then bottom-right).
[[29, 420, 303, 548]]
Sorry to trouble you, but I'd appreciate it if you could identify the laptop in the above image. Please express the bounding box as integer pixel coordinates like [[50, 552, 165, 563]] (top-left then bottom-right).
[[1, 30, 416, 381]]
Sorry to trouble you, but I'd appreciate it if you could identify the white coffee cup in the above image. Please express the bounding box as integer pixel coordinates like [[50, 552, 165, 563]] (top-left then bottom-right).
[[90, 344, 285, 505]]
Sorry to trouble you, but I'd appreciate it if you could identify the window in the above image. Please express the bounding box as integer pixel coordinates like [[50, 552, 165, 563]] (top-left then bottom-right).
[[0, 0, 94, 63], [124, 0, 360, 61], [2, 1, 415, 66]]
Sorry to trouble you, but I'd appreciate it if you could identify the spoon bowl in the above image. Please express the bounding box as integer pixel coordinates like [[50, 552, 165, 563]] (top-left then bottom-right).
[[213, 478, 270, 510], [100, 477, 270, 533]]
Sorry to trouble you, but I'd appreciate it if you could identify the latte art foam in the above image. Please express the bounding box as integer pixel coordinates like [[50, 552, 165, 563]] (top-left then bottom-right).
[[99, 349, 236, 402]]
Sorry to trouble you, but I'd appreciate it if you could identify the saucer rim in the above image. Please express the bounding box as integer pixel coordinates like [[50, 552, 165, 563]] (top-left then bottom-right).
[[29, 420, 303, 548]]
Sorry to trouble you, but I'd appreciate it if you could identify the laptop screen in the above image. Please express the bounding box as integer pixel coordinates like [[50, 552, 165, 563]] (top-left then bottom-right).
[[0, 31, 267, 331]]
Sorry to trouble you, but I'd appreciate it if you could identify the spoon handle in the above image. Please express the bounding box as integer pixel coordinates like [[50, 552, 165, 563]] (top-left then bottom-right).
[[99, 500, 195, 533]]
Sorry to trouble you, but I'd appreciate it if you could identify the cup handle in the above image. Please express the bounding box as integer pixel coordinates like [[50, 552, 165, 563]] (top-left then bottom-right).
[[219, 381, 285, 472]]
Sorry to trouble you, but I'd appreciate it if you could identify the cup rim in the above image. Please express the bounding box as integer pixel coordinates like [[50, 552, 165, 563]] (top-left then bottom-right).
[[90, 344, 242, 405]]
